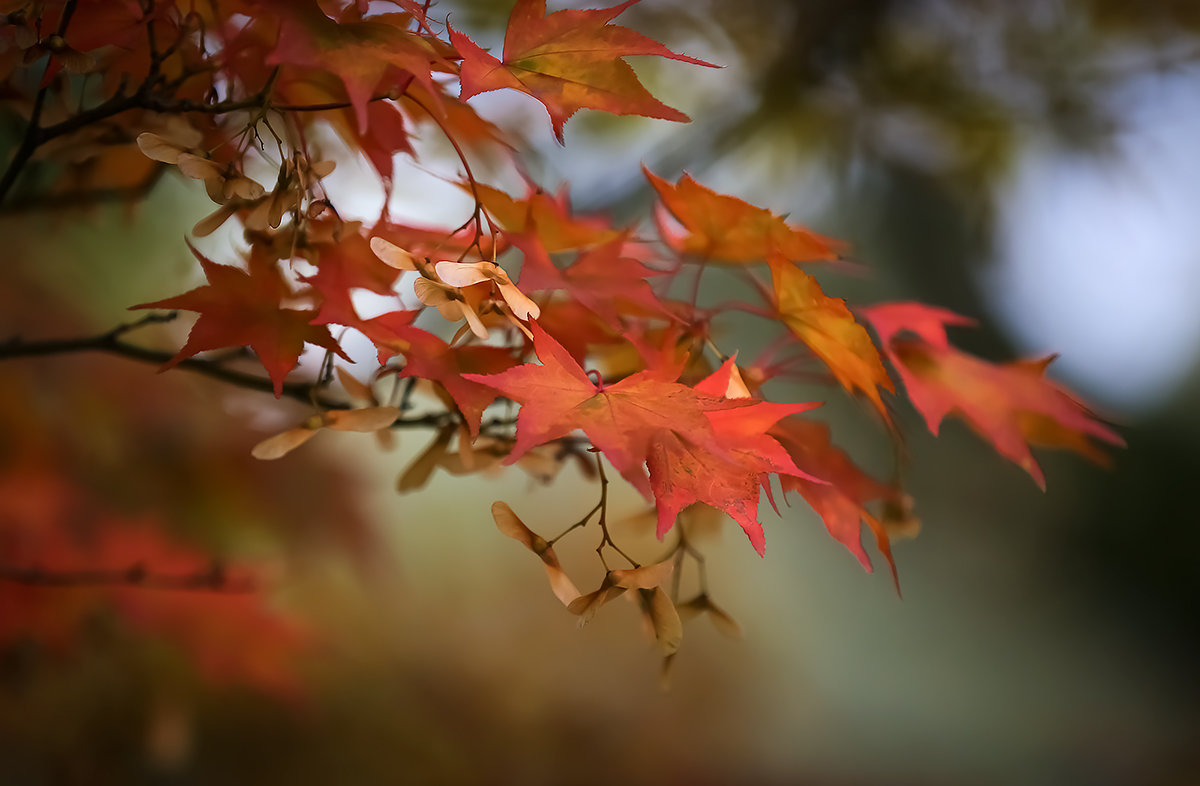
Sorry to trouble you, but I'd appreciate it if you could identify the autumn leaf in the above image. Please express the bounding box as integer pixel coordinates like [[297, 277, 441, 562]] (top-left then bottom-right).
[[305, 231, 402, 327], [266, 0, 449, 131], [519, 236, 672, 329], [644, 168, 841, 264], [363, 320, 517, 437], [472, 181, 616, 252], [862, 302, 1125, 488], [771, 416, 900, 588], [131, 244, 348, 397], [771, 259, 894, 419], [463, 321, 749, 497], [450, 0, 716, 142], [647, 358, 825, 556]]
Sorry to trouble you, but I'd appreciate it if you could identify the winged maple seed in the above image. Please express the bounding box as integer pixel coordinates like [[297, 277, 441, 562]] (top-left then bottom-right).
[[491, 501, 580, 607], [137, 134, 337, 237], [369, 236, 537, 338], [252, 405, 400, 460]]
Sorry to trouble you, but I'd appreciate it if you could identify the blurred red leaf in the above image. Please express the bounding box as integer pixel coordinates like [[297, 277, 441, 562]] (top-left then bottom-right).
[[451, 0, 716, 142], [863, 302, 1124, 489]]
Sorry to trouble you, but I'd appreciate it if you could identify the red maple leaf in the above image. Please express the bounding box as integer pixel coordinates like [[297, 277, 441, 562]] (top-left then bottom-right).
[[862, 302, 1124, 488], [771, 258, 894, 419], [771, 417, 899, 585], [363, 317, 518, 436], [518, 236, 671, 329], [647, 358, 823, 555], [463, 321, 748, 496], [132, 244, 347, 397], [265, 0, 449, 131], [305, 231, 402, 328], [450, 0, 716, 142]]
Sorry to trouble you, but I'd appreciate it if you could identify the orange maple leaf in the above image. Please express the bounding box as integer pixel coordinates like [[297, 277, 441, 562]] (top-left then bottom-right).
[[450, 0, 716, 142], [132, 244, 348, 397], [644, 167, 842, 264], [472, 181, 617, 252], [771, 259, 894, 418], [862, 302, 1125, 488]]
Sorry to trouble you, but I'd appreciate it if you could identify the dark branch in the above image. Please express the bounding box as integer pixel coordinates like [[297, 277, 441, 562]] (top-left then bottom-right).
[[0, 313, 340, 408], [0, 313, 462, 431], [0, 0, 81, 204]]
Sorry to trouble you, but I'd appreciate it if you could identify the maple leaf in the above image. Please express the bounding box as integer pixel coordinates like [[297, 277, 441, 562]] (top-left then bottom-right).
[[131, 244, 347, 397], [644, 168, 841, 264], [305, 231, 402, 327], [862, 302, 1125, 488], [518, 236, 671, 329], [468, 183, 669, 326], [472, 181, 617, 252], [265, 0, 448, 131], [450, 0, 716, 142], [771, 417, 900, 586], [362, 318, 518, 436], [462, 321, 748, 497], [771, 259, 894, 418], [647, 358, 824, 556], [333, 98, 416, 181]]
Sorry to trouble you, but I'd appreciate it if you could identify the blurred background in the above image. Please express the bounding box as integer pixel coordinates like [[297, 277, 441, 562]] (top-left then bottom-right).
[[2, 0, 1199, 783]]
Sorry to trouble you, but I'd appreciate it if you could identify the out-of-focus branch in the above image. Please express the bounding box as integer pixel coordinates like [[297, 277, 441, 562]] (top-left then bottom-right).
[[0, 562, 255, 592]]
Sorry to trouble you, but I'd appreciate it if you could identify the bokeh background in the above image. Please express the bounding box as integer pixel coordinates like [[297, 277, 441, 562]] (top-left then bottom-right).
[[2, 1, 1199, 783]]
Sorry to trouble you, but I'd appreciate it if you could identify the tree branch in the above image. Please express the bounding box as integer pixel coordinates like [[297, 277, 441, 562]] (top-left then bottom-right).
[[0, 312, 341, 403], [0, 314, 463, 431], [0, 0, 81, 204]]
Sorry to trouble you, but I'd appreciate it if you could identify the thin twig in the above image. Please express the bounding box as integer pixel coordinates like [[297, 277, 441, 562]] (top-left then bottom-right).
[[400, 90, 492, 258], [592, 453, 638, 569]]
